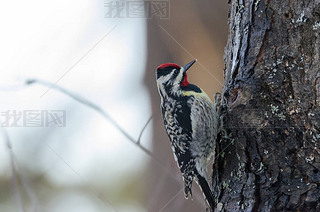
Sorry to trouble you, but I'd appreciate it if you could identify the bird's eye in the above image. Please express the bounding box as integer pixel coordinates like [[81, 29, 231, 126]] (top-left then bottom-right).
[[174, 69, 179, 75]]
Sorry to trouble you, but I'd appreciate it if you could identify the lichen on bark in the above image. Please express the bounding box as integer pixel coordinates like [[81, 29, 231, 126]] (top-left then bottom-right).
[[213, 0, 320, 211]]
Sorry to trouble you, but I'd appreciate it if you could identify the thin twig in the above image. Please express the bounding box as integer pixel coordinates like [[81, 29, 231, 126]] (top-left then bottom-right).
[[28, 79, 166, 170], [137, 115, 153, 144], [14, 160, 39, 212], [26, 78, 206, 207], [0, 128, 24, 212]]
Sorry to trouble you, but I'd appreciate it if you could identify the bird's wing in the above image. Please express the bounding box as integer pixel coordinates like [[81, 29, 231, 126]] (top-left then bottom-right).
[[189, 94, 216, 176]]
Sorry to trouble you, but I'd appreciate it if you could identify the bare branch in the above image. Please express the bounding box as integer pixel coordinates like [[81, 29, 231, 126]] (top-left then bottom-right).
[[14, 163, 39, 212], [137, 115, 153, 144], [25, 78, 206, 208], [0, 127, 24, 212], [27, 79, 166, 170]]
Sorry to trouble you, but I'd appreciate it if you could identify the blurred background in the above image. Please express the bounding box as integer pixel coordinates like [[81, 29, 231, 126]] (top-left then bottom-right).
[[0, 0, 227, 211]]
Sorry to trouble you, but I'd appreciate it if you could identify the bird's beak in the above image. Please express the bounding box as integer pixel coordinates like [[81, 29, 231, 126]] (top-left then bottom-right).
[[182, 59, 197, 73]]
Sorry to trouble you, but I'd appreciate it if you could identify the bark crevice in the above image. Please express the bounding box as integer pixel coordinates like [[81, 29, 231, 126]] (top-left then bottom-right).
[[213, 0, 320, 211]]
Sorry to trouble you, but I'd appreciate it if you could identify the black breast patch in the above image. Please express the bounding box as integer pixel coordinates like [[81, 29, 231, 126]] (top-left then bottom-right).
[[182, 84, 201, 93]]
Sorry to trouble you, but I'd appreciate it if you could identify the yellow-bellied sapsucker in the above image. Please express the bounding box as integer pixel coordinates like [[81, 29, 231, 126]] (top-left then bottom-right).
[[155, 59, 217, 210]]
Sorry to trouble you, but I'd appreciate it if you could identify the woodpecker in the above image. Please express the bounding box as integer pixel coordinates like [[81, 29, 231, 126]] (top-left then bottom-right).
[[155, 59, 217, 210]]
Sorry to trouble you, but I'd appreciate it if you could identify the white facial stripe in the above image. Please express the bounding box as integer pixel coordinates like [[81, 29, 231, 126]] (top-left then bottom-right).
[[156, 68, 184, 97], [157, 70, 174, 84], [173, 68, 184, 86]]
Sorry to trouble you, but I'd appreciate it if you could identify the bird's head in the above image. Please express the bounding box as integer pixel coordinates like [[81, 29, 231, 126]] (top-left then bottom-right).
[[155, 59, 197, 96]]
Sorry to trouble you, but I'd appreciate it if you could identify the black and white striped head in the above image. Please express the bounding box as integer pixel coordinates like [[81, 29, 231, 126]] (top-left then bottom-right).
[[155, 60, 197, 96]]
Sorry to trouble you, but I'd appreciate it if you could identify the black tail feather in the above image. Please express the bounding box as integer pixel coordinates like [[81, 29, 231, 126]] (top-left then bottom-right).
[[196, 171, 215, 211]]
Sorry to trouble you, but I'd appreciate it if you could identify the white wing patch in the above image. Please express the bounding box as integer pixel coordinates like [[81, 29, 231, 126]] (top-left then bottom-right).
[[188, 92, 217, 177]]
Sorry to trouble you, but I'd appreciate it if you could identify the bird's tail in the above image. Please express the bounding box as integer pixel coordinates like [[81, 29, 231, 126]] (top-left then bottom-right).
[[183, 174, 193, 199], [195, 171, 215, 211]]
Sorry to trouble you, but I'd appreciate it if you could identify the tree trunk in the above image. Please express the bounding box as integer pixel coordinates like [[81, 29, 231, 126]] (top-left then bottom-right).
[[213, 0, 320, 211]]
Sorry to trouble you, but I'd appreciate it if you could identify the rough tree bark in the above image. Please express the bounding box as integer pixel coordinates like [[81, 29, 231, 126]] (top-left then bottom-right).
[[213, 0, 320, 211]]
